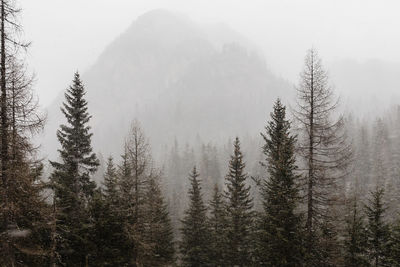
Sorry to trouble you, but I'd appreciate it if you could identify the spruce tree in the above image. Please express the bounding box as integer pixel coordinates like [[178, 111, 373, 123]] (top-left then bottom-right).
[[224, 137, 254, 266], [391, 219, 400, 264], [142, 173, 175, 266], [208, 184, 228, 266], [180, 167, 211, 267], [365, 187, 391, 266], [258, 99, 303, 266], [90, 157, 125, 266], [49, 72, 99, 266], [103, 156, 119, 200], [343, 199, 369, 267], [115, 146, 136, 265]]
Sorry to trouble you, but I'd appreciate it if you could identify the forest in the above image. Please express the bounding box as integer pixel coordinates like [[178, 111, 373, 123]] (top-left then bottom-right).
[[2, 0, 400, 266]]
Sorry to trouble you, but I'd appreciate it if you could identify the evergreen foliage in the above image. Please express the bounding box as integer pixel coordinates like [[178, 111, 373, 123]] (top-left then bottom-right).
[[343, 199, 369, 267], [141, 173, 175, 266], [224, 137, 254, 266], [180, 167, 211, 267], [49, 72, 99, 266], [208, 184, 228, 266], [90, 157, 126, 266], [365, 188, 392, 266], [258, 99, 303, 266]]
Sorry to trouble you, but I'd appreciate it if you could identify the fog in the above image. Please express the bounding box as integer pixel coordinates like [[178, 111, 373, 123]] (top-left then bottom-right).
[[3, 1, 400, 265], [22, 0, 400, 106]]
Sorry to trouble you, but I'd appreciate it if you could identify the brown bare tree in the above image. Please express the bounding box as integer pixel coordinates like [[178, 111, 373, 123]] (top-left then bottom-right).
[[0, 1, 46, 265], [293, 48, 352, 265]]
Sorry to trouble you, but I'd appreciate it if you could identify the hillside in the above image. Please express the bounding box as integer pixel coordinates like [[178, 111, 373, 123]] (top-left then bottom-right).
[[42, 9, 293, 159]]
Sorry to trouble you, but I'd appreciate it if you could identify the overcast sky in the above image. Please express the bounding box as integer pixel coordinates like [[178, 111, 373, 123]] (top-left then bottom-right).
[[21, 0, 400, 106]]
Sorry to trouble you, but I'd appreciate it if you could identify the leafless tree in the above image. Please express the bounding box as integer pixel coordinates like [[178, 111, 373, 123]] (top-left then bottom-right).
[[293, 48, 352, 264], [0, 0, 45, 265]]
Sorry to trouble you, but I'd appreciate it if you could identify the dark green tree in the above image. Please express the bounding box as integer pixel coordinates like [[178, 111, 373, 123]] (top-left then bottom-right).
[[90, 157, 126, 266], [343, 199, 369, 267], [141, 173, 175, 266], [49, 72, 99, 266], [258, 99, 303, 266], [180, 167, 211, 267], [114, 146, 136, 265], [103, 157, 119, 200], [208, 184, 228, 266], [224, 137, 254, 266], [391, 219, 400, 264], [365, 187, 391, 266]]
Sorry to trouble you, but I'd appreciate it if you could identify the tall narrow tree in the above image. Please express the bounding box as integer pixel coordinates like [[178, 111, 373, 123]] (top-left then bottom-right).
[[0, 1, 47, 265], [391, 218, 400, 264], [224, 137, 254, 266], [365, 187, 391, 266], [293, 48, 351, 264], [258, 99, 303, 266], [115, 145, 136, 265], [208, 184, 228, 266], [90, 156, 126, 266], [141, 172, 175, 266], [118, 120, 153, 265], [49, 72, 99, 266], [180, 167, 211, 267], [343, 198, 368, 267]]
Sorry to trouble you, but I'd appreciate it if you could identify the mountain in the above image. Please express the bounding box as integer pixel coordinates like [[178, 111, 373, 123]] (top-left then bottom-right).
[[42, 9, 292, 160]]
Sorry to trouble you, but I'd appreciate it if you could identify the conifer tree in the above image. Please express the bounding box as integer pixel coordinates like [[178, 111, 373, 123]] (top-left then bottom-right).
[[293, 48, 352, 265], [103, 157, 119, 200], [115, 146, 136, 265], [90, 157, 125, 266], [391, 219, 400, 264], [365, 187, 391, 266], [180, 167, 211, 267], [49, 72, 99, 266], [119, 120, 153, 265], [258, 99, 303, 266], [224, 137, 254, 266], [0, 1, 48, 265], [208, 184, 228, 266], [343, 199, 369, 267], [141, 173, 175, 266]]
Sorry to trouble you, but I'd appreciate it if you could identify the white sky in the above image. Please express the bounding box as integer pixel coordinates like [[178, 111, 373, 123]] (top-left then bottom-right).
[[20, 0, 400, 106]]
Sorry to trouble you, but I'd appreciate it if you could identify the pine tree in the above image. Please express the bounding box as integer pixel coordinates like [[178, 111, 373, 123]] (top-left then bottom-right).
[[343, 199, 369, 267], [103, 156, 119, 201], [142, 173, 175, 266], [115, 146, 136, 265], [293, 48, 352, 265], [258, 99, 303, 266], [49, 72, 99, 266], [391, 219, 400, 264], [180, 167, 211, 267], [90, 157, 126, 266], [224, 137, 254, 266], [208, 184, 228, 266], [365, 187, 391, 267]]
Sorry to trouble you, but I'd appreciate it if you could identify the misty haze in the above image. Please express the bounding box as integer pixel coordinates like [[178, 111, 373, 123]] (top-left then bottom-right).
[[1, 1, 400, 266]]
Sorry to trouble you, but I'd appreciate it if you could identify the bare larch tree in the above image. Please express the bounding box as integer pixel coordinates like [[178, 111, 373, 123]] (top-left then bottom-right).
[[293, 48, 352, 265]]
